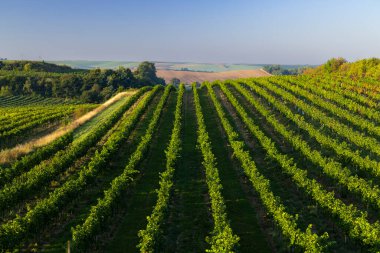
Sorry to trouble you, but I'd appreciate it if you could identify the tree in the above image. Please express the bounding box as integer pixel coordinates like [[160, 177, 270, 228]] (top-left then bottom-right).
[[135, 62, 156, 82], [324, 57, 347, 73], [80, 83, 102, 103], [134, 61, 166, 86], [100, 85, 114, 100], [83, 69, 104, 91], [0, 60, 169, 102], [39, 78, 53, 96], [60, 74, 83, 98], [115, 67, 137, 88]]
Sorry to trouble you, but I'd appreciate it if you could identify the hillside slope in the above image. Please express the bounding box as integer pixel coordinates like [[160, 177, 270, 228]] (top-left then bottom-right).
[[157, 69, 271, 83]]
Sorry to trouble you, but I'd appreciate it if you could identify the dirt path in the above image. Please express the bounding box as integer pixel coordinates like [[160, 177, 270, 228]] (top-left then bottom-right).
[[0, 90, 136, 164]]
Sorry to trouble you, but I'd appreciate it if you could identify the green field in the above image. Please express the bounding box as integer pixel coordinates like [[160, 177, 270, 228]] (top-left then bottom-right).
[[0, 97, 96, 150], [49, 60, 141, 70], [0, 74, 380, 252]]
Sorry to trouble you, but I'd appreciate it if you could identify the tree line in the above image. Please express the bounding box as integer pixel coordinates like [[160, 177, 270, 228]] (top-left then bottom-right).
[[263, 65, 308, 75], [0, 61, 165, 103]]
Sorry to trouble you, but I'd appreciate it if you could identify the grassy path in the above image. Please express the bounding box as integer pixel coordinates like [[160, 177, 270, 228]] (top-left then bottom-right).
[[73, 94, 132, 140], [0, 91, 129, 165]]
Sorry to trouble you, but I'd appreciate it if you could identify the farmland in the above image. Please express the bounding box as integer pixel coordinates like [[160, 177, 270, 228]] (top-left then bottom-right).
[[48, 61, 265, 72], [0, 73, 380, 253], [157, 69, 271, 84]]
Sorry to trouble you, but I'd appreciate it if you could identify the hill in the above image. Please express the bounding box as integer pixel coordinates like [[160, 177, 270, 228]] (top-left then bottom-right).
[[49, 61, 265, 72], [0, 61, 163, 103], [1, 74, 380, 252], [304, 57, 380, 80], [157, 69, 271, 83], [0, 60, 80, 73]]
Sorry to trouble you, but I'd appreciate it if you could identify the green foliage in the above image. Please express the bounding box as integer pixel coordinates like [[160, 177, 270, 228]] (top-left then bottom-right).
[[138, 84, 184, 252], [2, 72, 380, 252], [0, 61, 165, 103], [323, 57, 347, 73], [0, 95, 83, 107], [208, 82, 328, 252], [193, 84, 240, 253], [305, 57, 380, 80], [72, 85, 172, 250], [0, 105, 83, 142], [235, 79, 380, 211], [0, 132, 73, 185], [260, 77, 380, 164], [221, 79, 380, 251], [135, 61, 165, 86], [245, 76, 380, 183], [0, 87, 151, 250], [0, 60, 77, 73], [263, 65, 307, 75]]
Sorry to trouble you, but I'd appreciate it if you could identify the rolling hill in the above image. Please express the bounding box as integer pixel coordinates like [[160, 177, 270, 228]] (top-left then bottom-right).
[[157, 69, 271, 83]]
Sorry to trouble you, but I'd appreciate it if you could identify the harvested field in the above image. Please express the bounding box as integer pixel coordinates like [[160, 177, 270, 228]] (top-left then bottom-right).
[[157, 69, 271, 84]]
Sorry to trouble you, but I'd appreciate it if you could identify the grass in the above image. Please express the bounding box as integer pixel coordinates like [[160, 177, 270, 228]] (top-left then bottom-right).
[[73, 95, 130, 141]]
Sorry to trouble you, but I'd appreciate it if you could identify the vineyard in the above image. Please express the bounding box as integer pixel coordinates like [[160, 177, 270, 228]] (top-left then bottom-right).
[[0, 97, 97, 151], [0, 75, 380, 253]]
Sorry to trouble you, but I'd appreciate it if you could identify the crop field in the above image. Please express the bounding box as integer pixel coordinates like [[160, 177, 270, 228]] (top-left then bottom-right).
[[0, 97, 97, 151], [0, 75, 380, 253]]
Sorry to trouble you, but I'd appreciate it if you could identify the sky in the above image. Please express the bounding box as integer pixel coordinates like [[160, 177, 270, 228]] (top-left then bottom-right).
[[1, 0, 379, 65]]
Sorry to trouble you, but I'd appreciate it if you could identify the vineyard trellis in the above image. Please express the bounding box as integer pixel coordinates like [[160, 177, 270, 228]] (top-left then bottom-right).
[[0, 74, 379, 252]]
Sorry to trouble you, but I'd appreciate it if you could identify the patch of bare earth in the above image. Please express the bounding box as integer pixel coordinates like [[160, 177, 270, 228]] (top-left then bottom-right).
[[157, 69, 271, 84]]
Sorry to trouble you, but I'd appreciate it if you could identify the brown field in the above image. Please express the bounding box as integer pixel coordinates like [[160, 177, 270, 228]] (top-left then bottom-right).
[[157, 69, 271, 84]]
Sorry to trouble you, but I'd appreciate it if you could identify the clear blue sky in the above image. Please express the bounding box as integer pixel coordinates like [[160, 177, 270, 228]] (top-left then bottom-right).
[[1, 0, 379, 64]]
